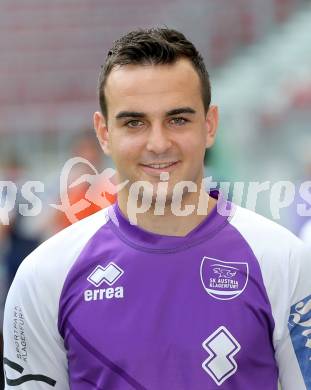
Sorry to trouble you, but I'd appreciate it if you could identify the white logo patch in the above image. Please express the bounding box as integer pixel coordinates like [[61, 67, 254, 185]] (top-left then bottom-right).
[[87, 262, 124, 287], [202, 326, 241, 386], [200, 257, 249, 300]]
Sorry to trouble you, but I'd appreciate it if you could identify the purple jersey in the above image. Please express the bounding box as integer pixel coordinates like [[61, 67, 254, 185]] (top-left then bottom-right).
[[3, 192, 311, 389]]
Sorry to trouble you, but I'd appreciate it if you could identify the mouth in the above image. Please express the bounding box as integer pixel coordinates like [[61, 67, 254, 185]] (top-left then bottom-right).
[[139, 161, 180, 175]]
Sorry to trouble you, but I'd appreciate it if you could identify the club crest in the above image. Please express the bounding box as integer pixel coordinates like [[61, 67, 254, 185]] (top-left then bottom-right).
[[200, 257, 249, 300]]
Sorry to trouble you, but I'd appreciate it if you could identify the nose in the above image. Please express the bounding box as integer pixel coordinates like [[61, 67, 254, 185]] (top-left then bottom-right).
[[146, 123, 172, 154]]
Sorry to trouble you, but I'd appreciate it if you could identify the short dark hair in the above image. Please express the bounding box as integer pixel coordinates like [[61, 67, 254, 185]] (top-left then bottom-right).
[[98, 28, 211, 117]]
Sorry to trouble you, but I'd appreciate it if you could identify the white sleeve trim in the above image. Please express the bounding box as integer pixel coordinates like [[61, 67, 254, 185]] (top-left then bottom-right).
[[3, 208, 110, 389], [230, 206, 306, 390]]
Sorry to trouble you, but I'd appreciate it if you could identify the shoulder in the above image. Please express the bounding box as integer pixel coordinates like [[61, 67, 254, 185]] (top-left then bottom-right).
[[22, 207, 109, 268], [229, 206, 304, 300], [12, 207, 111, 311], [229, 205, 302, 258], [229, 205, 309, 309]]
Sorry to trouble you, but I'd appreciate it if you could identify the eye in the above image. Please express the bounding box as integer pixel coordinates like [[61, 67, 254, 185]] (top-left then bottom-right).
[[125, 119, 144, 128], [170, 117, 189, 126]]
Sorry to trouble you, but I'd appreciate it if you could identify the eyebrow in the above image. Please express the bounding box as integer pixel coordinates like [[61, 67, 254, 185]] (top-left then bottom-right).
[[166, 107, 196, 116], [115, 111, 145, 120], [115, 107, 196, 120]]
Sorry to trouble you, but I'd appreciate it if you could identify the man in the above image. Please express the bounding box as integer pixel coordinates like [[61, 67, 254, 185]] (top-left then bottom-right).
[[3, 28, 310, 389]]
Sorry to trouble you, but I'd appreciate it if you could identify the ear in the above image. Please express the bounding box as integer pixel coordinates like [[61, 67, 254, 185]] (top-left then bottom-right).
[[93, 111, 111, 156], [205, 105, 219, 148]]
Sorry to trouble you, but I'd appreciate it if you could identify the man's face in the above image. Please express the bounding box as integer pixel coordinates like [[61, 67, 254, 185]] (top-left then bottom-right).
[[94, 59, 218, 203]]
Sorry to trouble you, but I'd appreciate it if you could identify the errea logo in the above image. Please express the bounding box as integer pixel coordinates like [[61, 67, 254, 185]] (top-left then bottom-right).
[[202, 326, 241, 385], [84, 262, 124, 302], [87, 262, 124, 287], [84, 286, 124, 301]]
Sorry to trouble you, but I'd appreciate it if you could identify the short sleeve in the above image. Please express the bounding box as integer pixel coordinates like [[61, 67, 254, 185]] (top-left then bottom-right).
[[277, 243, 311, 390], [3, 257, 69, 389]]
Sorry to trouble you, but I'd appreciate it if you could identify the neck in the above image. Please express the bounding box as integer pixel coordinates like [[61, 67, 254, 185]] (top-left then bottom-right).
[[117, 184, 217, 237]]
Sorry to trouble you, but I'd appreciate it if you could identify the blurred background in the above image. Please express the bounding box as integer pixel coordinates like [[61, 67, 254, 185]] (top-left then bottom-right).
[[1, 0, 311, 387]]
